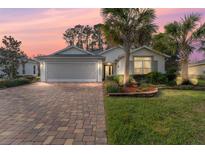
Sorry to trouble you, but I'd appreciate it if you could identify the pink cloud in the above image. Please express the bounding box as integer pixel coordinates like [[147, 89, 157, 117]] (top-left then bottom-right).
[[0, 8, 205, 61]]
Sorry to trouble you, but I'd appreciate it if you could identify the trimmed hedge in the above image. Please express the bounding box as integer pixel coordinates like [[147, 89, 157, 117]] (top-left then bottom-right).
[[0, 78, 33, 89]]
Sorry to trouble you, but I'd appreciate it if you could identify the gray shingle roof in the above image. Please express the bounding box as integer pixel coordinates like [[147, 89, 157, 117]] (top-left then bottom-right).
[[189, 59, 205, 66], [196, 59, 205, 64]]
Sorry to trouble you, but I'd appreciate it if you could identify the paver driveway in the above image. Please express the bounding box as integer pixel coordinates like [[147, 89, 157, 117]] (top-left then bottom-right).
[[0, 82, 107, 145]]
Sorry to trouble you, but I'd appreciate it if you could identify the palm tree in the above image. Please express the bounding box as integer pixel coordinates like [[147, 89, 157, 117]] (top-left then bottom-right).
[[101, 8, 157, 85], [165, 13, 205, 81]]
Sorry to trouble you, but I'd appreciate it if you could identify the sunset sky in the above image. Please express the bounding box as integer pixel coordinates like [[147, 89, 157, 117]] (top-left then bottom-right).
[[0, 8, 205, 61]]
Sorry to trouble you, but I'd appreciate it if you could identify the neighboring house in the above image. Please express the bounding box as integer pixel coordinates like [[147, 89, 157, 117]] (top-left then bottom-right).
[[0, 59, 39, 77], [189, 59, 205, 78], [37, 46, 169, 82], [17, 59, 39, 76], [0, 55, 6, 77], [0, 67, 6, 77]]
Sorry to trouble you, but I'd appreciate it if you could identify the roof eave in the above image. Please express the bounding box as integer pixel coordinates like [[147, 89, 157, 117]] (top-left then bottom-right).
[[99, 45, 124, 55], [189, 62, 205, 67], [132, 46, 171, 58], [49, 45, 95, 56], [36, 56, 105, 60]]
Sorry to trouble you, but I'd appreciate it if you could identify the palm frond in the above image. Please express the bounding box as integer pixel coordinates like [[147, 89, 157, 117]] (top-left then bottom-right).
[[193, 23, 205, 39], [181, 13, 200, 31]]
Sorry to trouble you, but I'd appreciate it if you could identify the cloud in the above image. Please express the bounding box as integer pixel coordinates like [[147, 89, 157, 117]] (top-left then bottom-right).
[[0, 8, 205, 59], [0, 8, 102, 57]]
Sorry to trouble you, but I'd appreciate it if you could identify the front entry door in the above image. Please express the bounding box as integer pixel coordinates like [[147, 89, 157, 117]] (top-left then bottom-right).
[[104, 65, 113, 79]]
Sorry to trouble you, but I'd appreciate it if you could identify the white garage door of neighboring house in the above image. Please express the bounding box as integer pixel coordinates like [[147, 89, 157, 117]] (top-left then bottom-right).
[[46, 62, 98, 82]]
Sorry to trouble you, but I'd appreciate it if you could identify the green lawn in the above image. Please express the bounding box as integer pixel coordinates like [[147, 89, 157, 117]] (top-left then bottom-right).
[[198, 79, 205, 86], [105, 90, 205, 144]]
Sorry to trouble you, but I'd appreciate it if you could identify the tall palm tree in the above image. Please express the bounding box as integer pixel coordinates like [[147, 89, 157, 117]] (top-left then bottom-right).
[[101, 8, 157, 85], [165, 13, 205, 81]]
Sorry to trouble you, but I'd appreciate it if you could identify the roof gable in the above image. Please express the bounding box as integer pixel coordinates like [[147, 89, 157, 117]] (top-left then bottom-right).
[[51, 46, 94, 56], [131, 46, 170, 58], [35, 46, 105, 60], [99, 46, 124, 55]]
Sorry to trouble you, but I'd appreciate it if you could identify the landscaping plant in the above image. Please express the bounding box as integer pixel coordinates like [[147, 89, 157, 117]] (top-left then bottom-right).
[[102, 8, 157, 85]]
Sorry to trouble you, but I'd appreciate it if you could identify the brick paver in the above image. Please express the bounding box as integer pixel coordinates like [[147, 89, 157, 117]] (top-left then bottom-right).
[[0, 82, 107, 145]]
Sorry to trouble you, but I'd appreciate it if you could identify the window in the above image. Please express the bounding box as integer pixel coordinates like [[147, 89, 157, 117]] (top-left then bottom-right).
[[134, 57, 152, 74], [33, 65, 36, 74]]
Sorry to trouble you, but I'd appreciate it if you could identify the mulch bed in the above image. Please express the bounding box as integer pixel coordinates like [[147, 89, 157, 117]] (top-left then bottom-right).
[[108, 84, 159, 97]]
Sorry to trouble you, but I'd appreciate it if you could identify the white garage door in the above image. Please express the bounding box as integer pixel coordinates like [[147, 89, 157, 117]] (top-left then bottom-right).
[[46, 62, 98, 82]]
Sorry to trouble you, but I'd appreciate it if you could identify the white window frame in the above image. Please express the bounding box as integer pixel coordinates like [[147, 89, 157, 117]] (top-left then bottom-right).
[[134, 56, 152, 74]]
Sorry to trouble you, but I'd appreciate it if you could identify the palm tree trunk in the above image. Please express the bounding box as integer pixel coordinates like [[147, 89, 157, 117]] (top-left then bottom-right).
[[124, 46, 130, 85], [181, 61, 189, 81]]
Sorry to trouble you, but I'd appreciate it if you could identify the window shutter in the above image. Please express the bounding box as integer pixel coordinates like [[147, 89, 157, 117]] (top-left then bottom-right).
[[129, 60, 134, 74], [152, 61, 158, 72]]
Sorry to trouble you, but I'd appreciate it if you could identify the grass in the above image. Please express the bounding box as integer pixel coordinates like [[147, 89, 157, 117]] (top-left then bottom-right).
[[105, 89, 205, 144], [198, 79, 205, 86]]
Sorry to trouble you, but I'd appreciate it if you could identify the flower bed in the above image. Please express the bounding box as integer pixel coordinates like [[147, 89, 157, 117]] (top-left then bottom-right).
[[105, 80, 159, 97], [107, 88, 158, 97]]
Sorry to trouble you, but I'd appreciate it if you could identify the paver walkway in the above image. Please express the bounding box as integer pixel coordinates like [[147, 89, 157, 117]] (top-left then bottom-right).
[[0, 82, 107, 145]]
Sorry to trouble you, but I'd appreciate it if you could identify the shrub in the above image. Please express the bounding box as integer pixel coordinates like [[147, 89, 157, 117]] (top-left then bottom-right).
[[106, 75, 115, 81], [166, 68, 178, 81], [106, 75, 124, 86], [176, 77, 198, 86], [182, 80, 193, 85], [189, 78, 198, 85], [0, 78, 32, 88], [131, 74, 146, 82], [145, 72, 168, 84], [167, 80, 176, 86], [104, 80, 120, 93], [176, 76, 183, 85], [17, 75, 36, 80]]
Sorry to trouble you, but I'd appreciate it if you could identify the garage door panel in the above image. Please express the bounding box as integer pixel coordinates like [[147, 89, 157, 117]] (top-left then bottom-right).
[[46, 62, 97, 82]]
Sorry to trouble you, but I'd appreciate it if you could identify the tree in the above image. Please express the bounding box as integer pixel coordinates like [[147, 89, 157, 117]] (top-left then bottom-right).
[[165, 13, 205, 81], [152, 33, 179, 72], [101, 8, 157, 84], [63, 24, 108, 51], [0, 36, 27, 79], [75, 25, 84, 48], [83, 25, 93, 50], [93, 24, 105, 50], [63, 27, 75, 46]]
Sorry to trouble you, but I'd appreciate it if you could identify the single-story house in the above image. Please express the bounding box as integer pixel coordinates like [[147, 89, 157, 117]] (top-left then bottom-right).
[[17, 59, 39, 76], [37, 45, 169, 82], [0, 59, 39, 77], [189, 59, 205, 78]]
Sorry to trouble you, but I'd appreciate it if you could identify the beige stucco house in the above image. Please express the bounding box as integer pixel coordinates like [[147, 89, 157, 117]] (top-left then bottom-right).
[[17, 59, 39, 76], [189, 59, 205, 78], [0, 59, 39, 78], [37, 46, 169, 82]]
